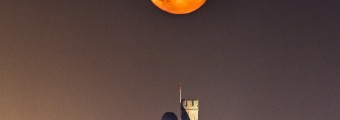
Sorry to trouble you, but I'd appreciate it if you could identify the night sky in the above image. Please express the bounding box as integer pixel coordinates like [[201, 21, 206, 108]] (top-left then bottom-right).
[[1, 0, 340, 120]]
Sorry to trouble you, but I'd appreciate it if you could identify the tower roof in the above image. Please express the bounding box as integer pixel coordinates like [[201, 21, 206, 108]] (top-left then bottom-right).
[[161, 112, 178, 120]]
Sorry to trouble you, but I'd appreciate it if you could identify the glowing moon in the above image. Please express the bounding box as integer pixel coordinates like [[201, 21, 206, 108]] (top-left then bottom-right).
[[151, 0, 206, 14]]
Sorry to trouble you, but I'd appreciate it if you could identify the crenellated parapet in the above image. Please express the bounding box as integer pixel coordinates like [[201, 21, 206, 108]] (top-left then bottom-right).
[[181, 99, 199, 120]]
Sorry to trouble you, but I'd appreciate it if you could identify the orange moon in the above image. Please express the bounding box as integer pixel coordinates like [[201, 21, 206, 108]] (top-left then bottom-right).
[[151, 0, 206, 14]]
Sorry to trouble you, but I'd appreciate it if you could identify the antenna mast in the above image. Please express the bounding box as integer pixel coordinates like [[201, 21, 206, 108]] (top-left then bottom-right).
[[178, 83, 182, 120], [179, 83, 182, 103]]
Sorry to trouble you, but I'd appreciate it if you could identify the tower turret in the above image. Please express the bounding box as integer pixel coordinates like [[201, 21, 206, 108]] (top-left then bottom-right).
[[181, 99, 199, 120]]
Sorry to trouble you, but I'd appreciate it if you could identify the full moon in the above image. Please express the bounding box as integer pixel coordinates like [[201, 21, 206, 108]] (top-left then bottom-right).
[[151, 0, 206, 14]]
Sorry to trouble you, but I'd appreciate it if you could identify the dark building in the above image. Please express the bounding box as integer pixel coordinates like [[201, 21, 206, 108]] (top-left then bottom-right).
[[162, 112, 178, 120]]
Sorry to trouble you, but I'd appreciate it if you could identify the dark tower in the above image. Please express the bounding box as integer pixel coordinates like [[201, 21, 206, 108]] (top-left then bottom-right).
[[162, 112, 178, 120]]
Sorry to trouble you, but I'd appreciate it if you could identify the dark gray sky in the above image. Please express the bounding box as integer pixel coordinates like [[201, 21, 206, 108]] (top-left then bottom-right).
[[1, 0, 340, 120]]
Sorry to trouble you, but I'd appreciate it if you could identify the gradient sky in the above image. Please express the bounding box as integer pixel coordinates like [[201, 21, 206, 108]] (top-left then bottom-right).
[[1, 0, 340, 120]]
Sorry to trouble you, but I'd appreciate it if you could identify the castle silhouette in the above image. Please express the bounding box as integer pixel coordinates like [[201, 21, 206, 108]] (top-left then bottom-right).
[[161, 99, 199, 120], [162, 84, 199, 120]]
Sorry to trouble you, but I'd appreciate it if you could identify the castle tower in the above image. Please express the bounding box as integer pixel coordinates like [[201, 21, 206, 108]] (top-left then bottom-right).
[[181, 99, 199, 120]]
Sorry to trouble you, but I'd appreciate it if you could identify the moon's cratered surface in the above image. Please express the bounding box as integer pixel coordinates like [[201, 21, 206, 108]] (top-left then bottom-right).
[[151, 0, 206, 14]]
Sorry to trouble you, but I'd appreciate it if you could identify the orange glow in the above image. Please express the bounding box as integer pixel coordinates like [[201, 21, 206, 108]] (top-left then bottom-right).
[[151, 0, 206, 14]]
